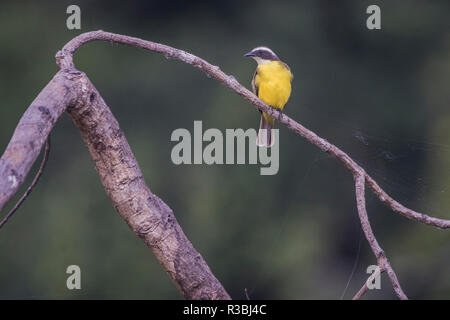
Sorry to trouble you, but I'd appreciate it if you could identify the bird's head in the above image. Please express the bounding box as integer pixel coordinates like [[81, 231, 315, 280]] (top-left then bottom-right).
[[244, 46, 280, 65]]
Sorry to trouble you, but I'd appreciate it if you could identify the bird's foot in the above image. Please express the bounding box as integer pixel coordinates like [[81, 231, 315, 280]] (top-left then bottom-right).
[[277, 109, 283, 122]]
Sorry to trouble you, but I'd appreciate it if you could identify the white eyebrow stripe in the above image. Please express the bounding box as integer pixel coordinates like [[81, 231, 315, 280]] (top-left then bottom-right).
[[251, 46, 276, 55]]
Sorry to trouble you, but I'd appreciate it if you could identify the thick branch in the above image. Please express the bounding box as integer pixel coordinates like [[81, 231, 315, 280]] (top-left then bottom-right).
[[0, 71, 79, 212], [0, 137, 51, 229], [1, 46, 231, 300], [66, 72, 230, 300]]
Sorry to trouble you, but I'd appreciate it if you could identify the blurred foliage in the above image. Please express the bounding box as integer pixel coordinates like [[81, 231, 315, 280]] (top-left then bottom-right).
[[0, 0, 450, 299]]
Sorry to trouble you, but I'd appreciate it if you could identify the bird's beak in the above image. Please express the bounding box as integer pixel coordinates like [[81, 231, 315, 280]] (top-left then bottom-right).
[[244, 51, 254, 57]]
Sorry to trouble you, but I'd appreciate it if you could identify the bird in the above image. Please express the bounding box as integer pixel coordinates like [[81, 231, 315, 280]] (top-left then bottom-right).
[[244, 47, 293, 147]]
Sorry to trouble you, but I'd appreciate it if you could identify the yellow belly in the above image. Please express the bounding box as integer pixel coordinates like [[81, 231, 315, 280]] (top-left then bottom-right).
[[255, 61, 292, 111]]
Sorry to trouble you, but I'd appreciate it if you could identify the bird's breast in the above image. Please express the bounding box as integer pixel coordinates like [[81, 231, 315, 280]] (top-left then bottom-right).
[[255, 61, 292, 110]]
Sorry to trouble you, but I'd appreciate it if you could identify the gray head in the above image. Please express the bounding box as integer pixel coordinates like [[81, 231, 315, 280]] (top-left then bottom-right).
[[244, 46, 280, 64]]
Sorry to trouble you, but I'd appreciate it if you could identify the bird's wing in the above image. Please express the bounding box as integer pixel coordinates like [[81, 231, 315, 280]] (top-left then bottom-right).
[[251, 69, 259, 96], [282, 62, 293, 80]]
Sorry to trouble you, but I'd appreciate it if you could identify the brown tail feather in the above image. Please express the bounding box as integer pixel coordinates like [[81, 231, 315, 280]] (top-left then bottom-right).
[[257, 114, 274, 147]]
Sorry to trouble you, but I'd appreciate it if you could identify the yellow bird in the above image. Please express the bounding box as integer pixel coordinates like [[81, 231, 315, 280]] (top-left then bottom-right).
[[244, 47, 293, 147]]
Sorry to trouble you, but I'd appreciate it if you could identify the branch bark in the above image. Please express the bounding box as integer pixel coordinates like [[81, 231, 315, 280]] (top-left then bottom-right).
[[1, 30, 450, 299], [353, 173, 407, 299], [66, 71, 230, 300], [0, 71, 78, 212], [1, 50, 230, 300]]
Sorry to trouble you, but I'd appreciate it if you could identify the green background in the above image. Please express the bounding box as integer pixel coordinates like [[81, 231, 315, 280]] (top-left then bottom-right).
[[1, 0, 450, 299]]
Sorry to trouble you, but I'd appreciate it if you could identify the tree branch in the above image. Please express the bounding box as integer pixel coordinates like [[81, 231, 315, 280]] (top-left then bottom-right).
[[0, 71, 79, 211], [353, 173, 407, 299], [1, 30, 449, 299], [66, 72, 230, 300], [352, 266, 383, 300], [1, 44, 231, 300], [55, 31, 450, 229], [0, 136, 50, 229]]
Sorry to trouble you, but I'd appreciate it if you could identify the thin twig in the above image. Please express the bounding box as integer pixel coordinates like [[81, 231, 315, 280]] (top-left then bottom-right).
[[352, 267, 384, 300], [353, 173, 407, 299], [0, 136, 51, 229], [340, 229, 362, 300], [244, 288, 250, 300], [55, 30, 450, 230]]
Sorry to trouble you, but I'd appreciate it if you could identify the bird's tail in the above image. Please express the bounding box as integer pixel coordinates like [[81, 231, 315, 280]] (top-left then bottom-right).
[[257, 112, 275, 147]]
